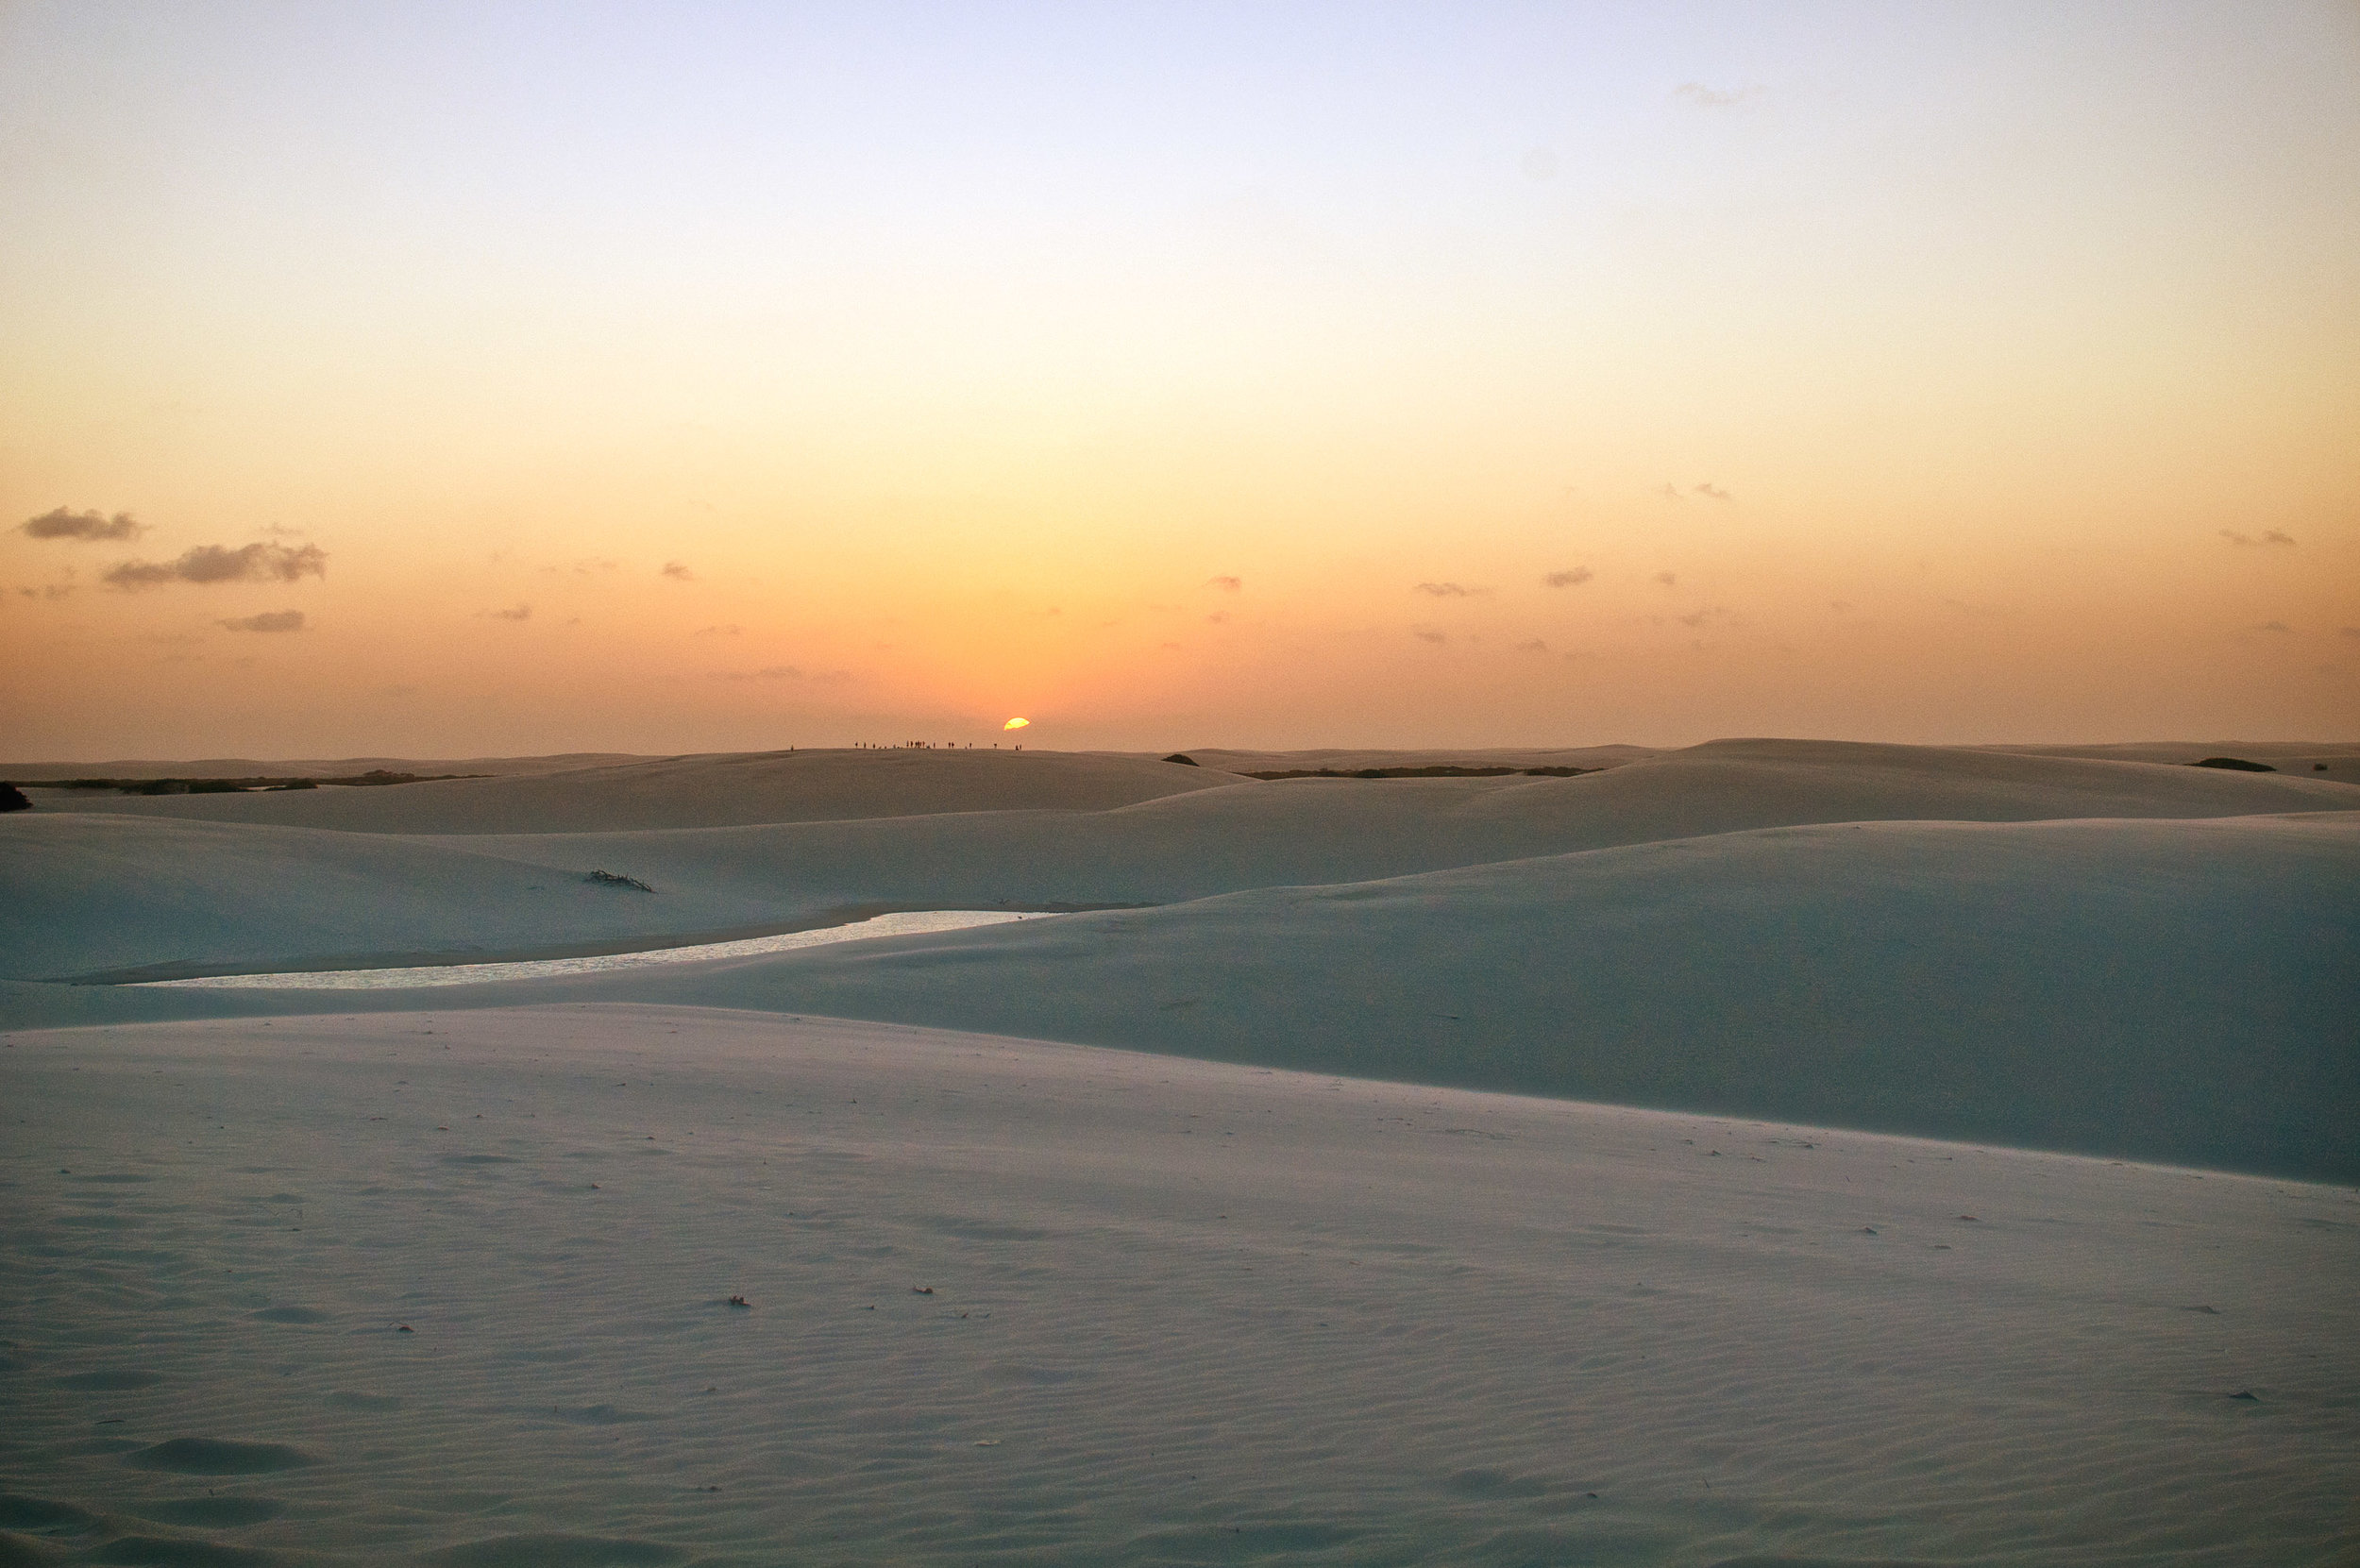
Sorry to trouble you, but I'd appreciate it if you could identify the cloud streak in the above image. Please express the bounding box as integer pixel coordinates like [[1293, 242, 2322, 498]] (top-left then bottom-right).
[[103, 542, 326, 589], [662, 561, 695, 581], [1675, 82, 1757, 109], [2220, 530, 2296, 548], [1205, 575, 1243, 593], [218, 610, 307, 632], [22, 506, 144, 541], [1413, 582, 1489, 598], [1543, 567, 1593, 588]]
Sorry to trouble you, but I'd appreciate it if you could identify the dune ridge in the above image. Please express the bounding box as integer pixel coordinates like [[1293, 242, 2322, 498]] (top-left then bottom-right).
[[5, 738, 2354, 1180]]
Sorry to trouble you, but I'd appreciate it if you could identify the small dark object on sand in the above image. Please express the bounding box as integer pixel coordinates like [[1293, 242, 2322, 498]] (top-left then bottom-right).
[[1861, 1226, 1878, 1235], [727, 1295, 750, 1308], [912, 1285, 934, 1294], [0, 784, 29, 813], [1162, 752, 1199, 766], [585, 869, 656, 891], [396, 1324, 413, 1333], [2229, 1390, 2259, 1401], [2190, 756, 2276, 772], [1959, 1214, 1980, 1222]]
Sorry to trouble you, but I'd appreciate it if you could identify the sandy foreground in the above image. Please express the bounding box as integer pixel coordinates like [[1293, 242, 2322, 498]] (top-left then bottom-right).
[[5, 1004, 2356, 1567], [5, 739, 2359, 1562]]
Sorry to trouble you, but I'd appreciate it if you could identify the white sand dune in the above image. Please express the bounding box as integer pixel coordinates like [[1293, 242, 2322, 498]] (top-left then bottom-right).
[[1977, 740, 2360, 778], [25, 809, 2344, 1180], [3, 1007, 2354, 1567], [7, 739, 2352, 987], [7, 741, 2357, 1562], [4, 739, 2355, 1174]]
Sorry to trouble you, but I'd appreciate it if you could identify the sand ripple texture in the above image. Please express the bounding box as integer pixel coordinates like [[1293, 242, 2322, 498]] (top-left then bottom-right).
[[133, 912, 1046, 990], [3, 1006, 2354, 1566]]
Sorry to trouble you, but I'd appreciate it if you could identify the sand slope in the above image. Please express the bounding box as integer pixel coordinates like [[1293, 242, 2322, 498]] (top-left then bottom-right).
[[9, 810, 2353, 1181], [2, 1006, 2353, 1567], [8, 740, 2352, 986], [7, 740, 2356, 1180]]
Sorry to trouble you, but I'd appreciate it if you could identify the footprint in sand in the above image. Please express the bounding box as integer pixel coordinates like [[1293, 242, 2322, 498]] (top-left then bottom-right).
[[123, 1438, 319, 1475]]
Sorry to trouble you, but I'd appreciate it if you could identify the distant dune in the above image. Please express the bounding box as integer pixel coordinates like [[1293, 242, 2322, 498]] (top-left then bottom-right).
[[12, 746, 1244, 833], [7, 737, 2354, 1180]]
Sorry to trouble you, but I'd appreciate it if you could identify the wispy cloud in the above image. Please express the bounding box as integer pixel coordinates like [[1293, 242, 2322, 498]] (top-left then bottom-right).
[[1653, 571, 1677, 586], [1655, 483, 1684, 502], [218, 610, 306, 632], [1542, 567, 1593, 588], [104, 542, 326, 589], [1413, 629, 1449, 644], [2255, 620, 2293, 633], [1205, 575, 1243, 592], [661, 560, 695, 580], [693, 624, 742, 637], [2220, 530, 2296, 548], [1514, 638, 1550, 653], [480, 604, 531, 621], [2341, 627, 2360, 641], [711, 665, 852, 683], [1693, 482, 1732, 501], [22, 506, 144, 541], [1675, 82, 1758, 109], [1413, 582, 1489, 598]]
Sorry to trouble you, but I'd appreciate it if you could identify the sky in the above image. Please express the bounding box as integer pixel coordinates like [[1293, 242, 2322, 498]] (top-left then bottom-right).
[[3, 0, 2354, 759]]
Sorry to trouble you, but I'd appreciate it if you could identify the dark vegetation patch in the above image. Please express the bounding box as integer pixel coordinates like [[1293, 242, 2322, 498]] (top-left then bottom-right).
[[0, 784, 27, 812], [583, 870, 655, 892], [2189, 756, 2276, 772], [13, 770, 486, 795]]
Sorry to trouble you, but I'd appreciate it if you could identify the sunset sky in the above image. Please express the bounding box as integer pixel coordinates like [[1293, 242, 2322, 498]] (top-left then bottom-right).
[[4, 1, 2354, 758]]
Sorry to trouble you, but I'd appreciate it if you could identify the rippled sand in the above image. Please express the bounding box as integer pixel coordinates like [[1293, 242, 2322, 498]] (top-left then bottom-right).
[[5, 1006, 2354, 1565]]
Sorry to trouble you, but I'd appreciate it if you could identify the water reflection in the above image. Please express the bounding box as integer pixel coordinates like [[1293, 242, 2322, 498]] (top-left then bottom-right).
[[140, 909, 1048, 990]]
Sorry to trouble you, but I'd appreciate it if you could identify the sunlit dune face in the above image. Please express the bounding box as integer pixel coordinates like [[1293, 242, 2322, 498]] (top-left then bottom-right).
[[1003, 717, 1031, 732]]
